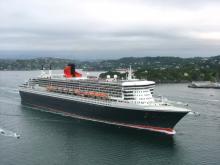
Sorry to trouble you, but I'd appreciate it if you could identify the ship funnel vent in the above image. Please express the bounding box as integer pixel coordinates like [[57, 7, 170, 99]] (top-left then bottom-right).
[[64, 63, 82, 78]]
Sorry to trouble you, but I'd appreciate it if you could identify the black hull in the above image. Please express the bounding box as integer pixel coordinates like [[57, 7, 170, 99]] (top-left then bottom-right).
[[19, 91, 188, 135]]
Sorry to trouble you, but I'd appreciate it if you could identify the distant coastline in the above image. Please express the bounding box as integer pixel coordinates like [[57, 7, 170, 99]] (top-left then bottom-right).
[[0, 55, 219, 83]]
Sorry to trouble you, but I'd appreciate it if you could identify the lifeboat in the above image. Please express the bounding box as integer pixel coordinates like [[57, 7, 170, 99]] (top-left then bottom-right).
[[47, 86, 55, 92], [71, 89, 109, 99], [83, 91, 90, 97], [73, 89, 80, 95], [69, 89, 73, 94]]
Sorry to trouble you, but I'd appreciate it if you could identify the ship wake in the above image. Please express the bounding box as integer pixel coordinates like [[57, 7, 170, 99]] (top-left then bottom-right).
[[0, 127, 20, 139]]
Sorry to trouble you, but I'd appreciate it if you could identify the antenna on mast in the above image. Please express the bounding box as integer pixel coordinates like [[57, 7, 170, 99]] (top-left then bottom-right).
[[40, 65, 45, 77], [49, 64, 52, 77], [128, 65, 132, 80]]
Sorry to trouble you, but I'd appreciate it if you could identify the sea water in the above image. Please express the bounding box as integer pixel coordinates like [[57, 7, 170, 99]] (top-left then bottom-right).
[[0, 71, 220, 165]]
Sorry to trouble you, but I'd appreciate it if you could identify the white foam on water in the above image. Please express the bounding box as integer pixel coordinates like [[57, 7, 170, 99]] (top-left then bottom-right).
[[168, 100, 188, 105], [0, 127, 20, 139], [188, 111, 200, 116]]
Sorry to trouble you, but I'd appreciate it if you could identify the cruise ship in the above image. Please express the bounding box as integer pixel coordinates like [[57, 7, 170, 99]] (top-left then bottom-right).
[[19, 64, 191, 135]]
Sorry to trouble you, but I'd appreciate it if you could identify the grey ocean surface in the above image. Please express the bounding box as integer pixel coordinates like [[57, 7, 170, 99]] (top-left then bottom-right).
[[0, 71, 220, 165]]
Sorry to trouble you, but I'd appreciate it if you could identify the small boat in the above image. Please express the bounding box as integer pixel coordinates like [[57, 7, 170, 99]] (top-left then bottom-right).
[[188, 81, 220, 89], [14, 133, 20, 139]]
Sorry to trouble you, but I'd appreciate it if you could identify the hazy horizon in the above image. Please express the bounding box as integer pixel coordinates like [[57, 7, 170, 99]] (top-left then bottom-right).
[[0, 51, 219, 61], [1, 0, 220, 59]]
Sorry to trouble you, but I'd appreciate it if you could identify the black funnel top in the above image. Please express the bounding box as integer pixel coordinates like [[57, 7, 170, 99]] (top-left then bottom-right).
[[68, 64, 75, 76]]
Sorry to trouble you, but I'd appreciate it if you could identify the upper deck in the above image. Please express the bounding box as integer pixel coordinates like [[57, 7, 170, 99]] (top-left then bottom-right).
[[24, 65, 156, 106], [19, 64, 190, 112]]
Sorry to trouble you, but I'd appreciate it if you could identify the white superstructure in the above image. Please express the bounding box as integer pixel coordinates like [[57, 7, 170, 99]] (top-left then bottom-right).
[[19, 66, 190, 113]]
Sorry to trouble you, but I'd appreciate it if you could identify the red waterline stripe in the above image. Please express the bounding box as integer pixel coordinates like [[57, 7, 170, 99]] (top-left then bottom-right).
[[24, 103, 175, 135]]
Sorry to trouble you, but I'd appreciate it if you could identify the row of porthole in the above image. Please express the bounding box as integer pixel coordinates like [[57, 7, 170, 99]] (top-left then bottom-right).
[[134, 94, 150, 96], [133, 91, 148, 93], [132, 101, 147, 104]]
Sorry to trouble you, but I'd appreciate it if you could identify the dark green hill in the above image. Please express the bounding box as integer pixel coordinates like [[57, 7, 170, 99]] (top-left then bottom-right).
[[0, 55, 219, 83], [0, 57, 77, 70]]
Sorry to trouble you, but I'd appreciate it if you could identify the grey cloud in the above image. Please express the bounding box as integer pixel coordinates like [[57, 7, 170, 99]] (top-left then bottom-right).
[[0, 0, 220, 59]]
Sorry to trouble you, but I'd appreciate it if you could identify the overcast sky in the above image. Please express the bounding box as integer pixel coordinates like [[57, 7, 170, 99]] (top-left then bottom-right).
[[0, 0, 220, 59]]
